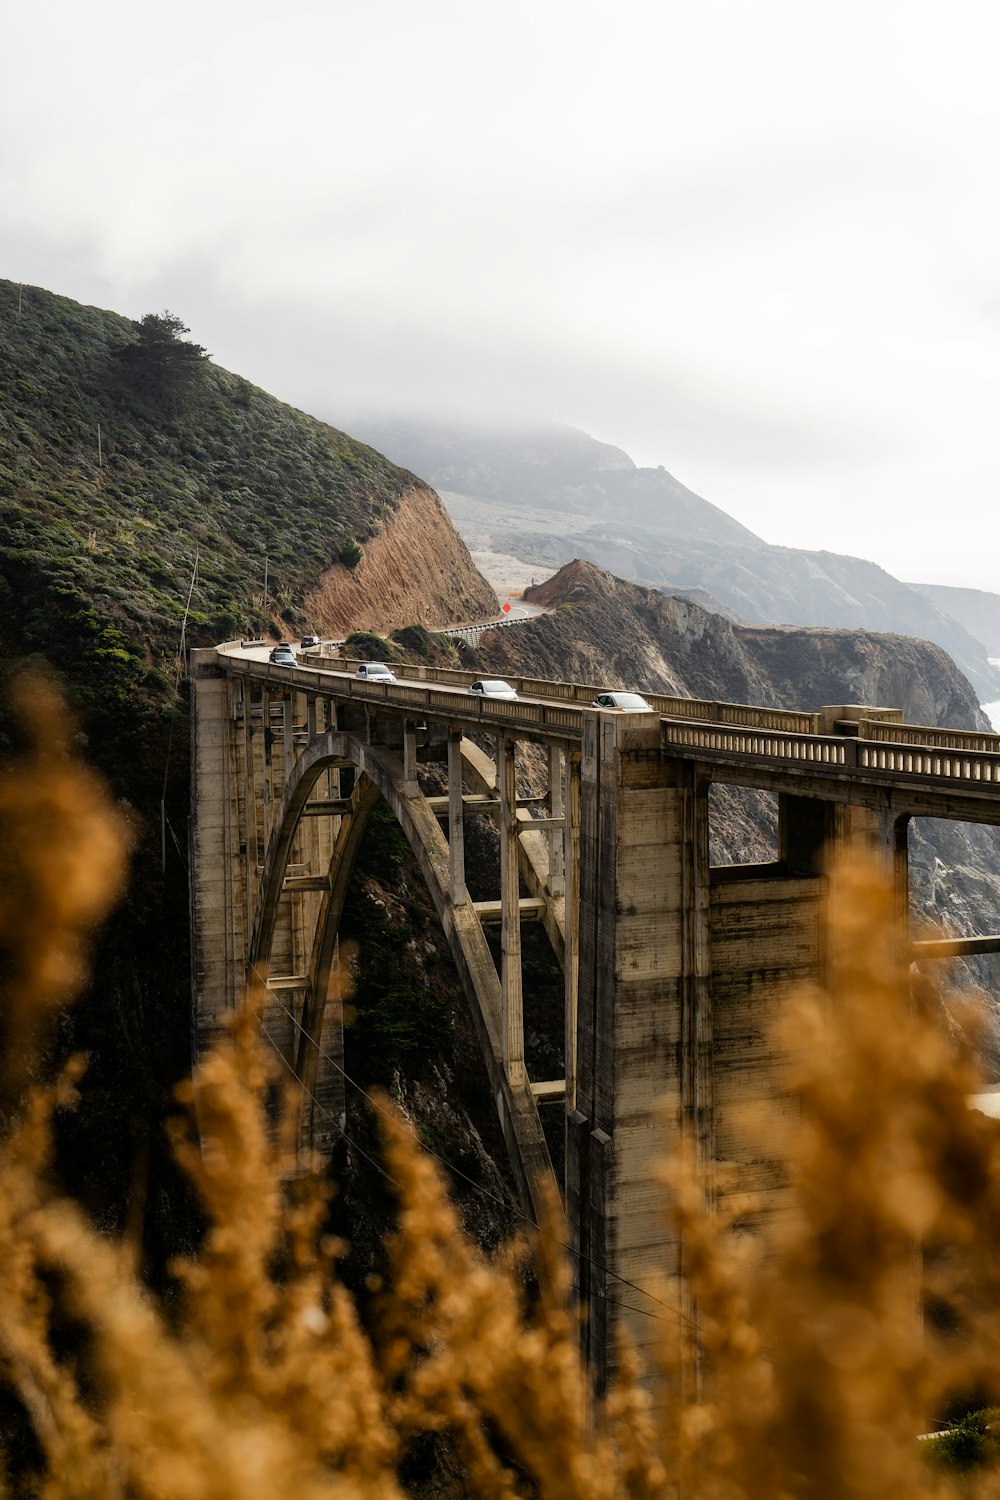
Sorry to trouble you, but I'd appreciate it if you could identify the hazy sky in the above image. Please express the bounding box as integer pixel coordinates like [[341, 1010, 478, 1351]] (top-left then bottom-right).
[[4, 0, 999, 590]]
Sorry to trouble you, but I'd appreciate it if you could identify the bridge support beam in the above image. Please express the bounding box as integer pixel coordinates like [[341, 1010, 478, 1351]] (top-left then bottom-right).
[[448, 730, 468, 907], [564, 749, 581, 1112], [499, 732, 525, 1087], [190, 652, 245, 1050], [570, 711, 699, 1392], [549, 746, 565, 897], [403, 720, 419, 799]]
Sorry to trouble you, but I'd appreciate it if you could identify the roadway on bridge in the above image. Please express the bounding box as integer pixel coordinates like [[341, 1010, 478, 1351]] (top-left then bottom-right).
[[225, 641, 604, 713]]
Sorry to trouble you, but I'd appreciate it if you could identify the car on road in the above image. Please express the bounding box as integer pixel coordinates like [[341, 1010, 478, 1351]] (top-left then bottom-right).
[[592, 691, 654, 712], [355, 661, 397, 683], [269, 644, 297, 666], [468, 679, 519, 700], [300, 634, 320, 649]]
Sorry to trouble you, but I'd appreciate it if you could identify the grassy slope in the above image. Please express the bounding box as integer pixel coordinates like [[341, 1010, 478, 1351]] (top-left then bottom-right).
[[0, 280, 422, 690], [0, 279, 431, 1247]]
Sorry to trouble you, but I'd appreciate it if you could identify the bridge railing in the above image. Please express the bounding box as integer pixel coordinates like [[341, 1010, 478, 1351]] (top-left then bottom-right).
[[661, 717, 1000, 788], [857, 720, 1000, 754], [661, 720, 851, 766], [303, 655, 820, 732], [855, 740, 1000, 784], [228, 657, 587, 735], [220, 649, 1000, 790]]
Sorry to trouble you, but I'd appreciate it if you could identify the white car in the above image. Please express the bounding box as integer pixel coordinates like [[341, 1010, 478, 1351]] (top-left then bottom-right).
[[468, 678, 518, 700], [355, 661, 397, 683], [592, 691, 654, 712]]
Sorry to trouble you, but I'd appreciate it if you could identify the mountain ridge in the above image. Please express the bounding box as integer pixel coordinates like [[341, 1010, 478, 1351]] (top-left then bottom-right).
[[348, 416, 1000, 701]]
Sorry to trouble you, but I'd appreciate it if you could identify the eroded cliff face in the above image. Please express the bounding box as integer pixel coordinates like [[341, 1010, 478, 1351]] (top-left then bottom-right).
[[509, 561, 989, 729], [734, 625, 990, 731], [303, 485, 497, 636]]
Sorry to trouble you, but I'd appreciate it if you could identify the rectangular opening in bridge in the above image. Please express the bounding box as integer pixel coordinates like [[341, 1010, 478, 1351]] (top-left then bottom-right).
[[908, 817, 1000, 1070], [708, 783, 779, 873]]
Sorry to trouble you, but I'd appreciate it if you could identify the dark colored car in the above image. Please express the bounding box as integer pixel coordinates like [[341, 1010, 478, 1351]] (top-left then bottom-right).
[[300, 634, 320, 649], [269, 644, 297, 666]]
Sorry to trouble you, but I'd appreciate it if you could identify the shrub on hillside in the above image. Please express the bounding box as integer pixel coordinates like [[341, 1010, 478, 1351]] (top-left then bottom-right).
[[339, 538, 364, 571], [344, 630, 392, 660]]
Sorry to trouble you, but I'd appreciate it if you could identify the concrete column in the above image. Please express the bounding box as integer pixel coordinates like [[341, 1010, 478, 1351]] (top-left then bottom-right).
[[403, 720, 419, 799], [282, 696, 294, 782], [679, 762, 715, 1243], [563, 749, 581, 1111], [548, 745, 565, 896], [307, 695, 318, 738], [190, 651, 240, 1057], [262, 687, 273, 846], [499, 732, 525, 1086], [448, 730, 468, 906], [570, 712, 700, 1392], [242, 680, 256, 935]]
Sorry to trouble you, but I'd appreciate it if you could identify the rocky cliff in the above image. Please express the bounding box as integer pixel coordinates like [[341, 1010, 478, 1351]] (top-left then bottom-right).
[[500, 560, 990, 732], [304, 484, 495, 635]]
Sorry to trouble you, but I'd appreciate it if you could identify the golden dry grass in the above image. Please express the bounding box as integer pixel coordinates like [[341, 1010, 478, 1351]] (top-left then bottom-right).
[[3, 674, 1000, 1496]]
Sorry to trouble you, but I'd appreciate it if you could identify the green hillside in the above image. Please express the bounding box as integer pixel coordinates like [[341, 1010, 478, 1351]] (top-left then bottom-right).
[[0, 279, 430, 1244], [0, 280, 422, 718]]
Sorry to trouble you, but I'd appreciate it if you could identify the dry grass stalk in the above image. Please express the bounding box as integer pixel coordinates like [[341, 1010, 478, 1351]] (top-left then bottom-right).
[[4, 677, 1000, 1496]]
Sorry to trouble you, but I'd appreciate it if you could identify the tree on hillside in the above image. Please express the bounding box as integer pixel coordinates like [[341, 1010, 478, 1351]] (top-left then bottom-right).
[[114, 311, 209, 407]]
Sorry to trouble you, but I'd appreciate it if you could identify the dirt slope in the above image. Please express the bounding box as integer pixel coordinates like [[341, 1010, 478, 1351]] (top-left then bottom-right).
[[304, 485, 496, 635]]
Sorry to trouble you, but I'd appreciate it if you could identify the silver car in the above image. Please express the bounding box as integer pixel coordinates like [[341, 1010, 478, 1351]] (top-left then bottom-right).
[[592, 691, 654, 712], [355, 661, 397, 683], [469, 678, 518, 700]]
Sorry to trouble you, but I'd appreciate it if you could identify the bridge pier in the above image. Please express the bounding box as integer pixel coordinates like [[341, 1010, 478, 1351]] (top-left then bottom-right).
[[571, 712, 713, 1389], [499, 733, 526, 1087], [448, 730, 468, 907]]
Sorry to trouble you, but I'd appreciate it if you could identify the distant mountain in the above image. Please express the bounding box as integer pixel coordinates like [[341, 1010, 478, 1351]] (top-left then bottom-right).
[[348, 417, 1000, 701], [909, 582, 1000, 659]]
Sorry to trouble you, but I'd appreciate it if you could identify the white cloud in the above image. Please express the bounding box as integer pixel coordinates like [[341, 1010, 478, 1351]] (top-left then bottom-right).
[[3, 0, 1000, 589]]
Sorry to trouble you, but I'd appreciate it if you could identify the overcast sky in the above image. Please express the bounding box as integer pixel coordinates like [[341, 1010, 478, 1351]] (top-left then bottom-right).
[[4, 0, 999, 591]]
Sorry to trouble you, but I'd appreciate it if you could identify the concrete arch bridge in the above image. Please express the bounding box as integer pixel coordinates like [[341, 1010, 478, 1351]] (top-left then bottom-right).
[[190, 642, 1000, 1387]]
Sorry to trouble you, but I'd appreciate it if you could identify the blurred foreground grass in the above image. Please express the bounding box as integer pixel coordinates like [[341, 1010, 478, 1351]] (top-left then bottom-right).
[[4, 673, 1000, 1497]]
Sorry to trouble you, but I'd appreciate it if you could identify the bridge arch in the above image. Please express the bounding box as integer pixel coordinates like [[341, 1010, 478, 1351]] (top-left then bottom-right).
[[249, 728, 557, 1216]]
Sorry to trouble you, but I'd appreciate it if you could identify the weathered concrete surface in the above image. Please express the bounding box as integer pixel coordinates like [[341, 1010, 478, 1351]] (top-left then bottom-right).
[[192, 645, 1000, 1392]]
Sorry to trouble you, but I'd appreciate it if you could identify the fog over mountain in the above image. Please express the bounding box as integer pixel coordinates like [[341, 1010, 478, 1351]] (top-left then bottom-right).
[[348, 416, 1000, 702]]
